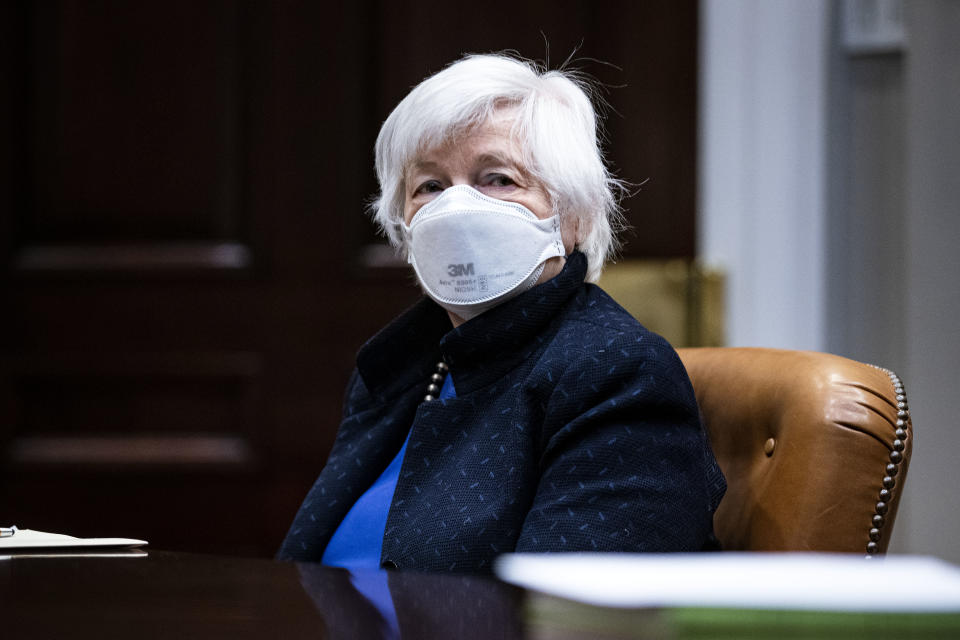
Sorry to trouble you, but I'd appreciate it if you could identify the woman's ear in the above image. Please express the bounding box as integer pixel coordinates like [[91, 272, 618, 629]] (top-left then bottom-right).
[[563, 214, 585, 254]]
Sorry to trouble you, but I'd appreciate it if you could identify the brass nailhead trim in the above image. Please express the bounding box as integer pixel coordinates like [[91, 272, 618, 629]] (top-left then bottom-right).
[[866, 365, 909, 557]]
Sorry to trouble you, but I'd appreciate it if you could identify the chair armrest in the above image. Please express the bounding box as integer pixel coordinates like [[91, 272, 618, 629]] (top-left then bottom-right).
[[677, 347, 912, 554]]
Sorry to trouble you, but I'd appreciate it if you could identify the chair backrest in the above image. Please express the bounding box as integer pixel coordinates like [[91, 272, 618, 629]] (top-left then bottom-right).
[[677, 347, 912, 555]]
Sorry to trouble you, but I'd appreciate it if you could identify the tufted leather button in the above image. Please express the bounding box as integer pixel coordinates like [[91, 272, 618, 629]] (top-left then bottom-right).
[[763, 438, 776, 457], [381, 560, 398, 570]]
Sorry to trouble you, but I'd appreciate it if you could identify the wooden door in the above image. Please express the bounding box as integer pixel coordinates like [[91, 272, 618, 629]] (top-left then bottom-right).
[[0, 0, 696, 556]]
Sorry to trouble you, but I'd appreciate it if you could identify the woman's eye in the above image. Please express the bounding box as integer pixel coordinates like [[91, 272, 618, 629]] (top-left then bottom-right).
[[485, 174, 516, 188], [414, 180, 443, 195]]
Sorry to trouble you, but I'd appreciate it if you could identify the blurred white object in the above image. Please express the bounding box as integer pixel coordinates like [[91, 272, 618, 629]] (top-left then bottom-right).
[[495, 552, 960, 612], [0, 528, 147, 549]]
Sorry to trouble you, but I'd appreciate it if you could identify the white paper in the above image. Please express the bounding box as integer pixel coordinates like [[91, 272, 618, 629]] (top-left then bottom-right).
[[494, 552, 960, 612], [0, 550, 148, 560], [0, 528, 147, 550]]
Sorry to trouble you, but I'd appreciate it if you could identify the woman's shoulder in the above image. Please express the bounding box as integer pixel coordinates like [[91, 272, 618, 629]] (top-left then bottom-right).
[[551, 283, 684, 373], [515, 283, 696, 418]]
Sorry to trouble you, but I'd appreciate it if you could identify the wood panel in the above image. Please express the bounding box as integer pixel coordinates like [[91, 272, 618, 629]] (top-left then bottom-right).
[[25, 0, 243, 244], [5, 352, 260, 469]]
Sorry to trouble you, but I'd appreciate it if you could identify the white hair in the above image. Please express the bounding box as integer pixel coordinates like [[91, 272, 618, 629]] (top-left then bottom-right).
[[371, 53, 625, 283]]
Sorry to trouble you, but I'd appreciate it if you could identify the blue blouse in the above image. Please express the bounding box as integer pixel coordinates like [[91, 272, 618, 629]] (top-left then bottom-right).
[[321, 374, 456, 568]]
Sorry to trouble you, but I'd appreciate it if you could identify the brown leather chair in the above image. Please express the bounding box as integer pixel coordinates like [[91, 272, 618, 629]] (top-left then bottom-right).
[[677, 347, 912, 556]]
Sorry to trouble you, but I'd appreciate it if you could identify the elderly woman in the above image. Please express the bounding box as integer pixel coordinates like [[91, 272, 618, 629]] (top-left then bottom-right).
[[278, 54, 725, 573]]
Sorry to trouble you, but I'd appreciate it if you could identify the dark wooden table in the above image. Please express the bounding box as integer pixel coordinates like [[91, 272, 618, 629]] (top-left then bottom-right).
[[8, 549, 960, 639], [3, 550, 525, 639]]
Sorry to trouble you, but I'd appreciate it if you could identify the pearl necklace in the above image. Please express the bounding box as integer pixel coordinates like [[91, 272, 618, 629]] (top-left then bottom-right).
[[423, 361, 449, 402]]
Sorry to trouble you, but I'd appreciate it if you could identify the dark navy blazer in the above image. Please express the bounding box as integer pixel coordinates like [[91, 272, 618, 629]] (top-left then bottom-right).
[[278, 252, 725, 572]]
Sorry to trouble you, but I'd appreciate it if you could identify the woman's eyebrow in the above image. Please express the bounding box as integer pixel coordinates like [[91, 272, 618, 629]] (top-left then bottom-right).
[[409, 159, 440, 173], [475, 152, 520, 168]]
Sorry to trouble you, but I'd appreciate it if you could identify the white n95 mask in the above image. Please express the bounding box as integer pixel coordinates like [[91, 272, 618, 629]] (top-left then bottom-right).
[[401, 185, 566, 321]]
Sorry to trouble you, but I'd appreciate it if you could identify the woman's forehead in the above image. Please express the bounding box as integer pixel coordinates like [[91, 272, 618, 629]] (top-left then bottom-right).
[[411, 116, 524, 170]]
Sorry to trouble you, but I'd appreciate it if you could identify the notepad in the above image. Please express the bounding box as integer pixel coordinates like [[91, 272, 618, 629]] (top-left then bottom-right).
[[494, 552, 960, 612], [0, 528, 147, 550], [495, 553, 960, 638]]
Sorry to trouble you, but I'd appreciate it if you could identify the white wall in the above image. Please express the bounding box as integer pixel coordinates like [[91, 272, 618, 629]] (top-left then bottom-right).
[[700, 0, 960, 562], [898, 0, 960, 563], [699, 0, 829, 351], [824, 3, 907, 372]]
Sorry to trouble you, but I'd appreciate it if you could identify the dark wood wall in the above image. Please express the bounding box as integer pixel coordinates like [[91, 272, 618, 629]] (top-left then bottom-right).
[[0, 0, 697, 557]]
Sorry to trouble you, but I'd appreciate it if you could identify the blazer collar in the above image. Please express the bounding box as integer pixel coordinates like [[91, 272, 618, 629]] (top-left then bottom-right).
[[357, 251, 587, 400]]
